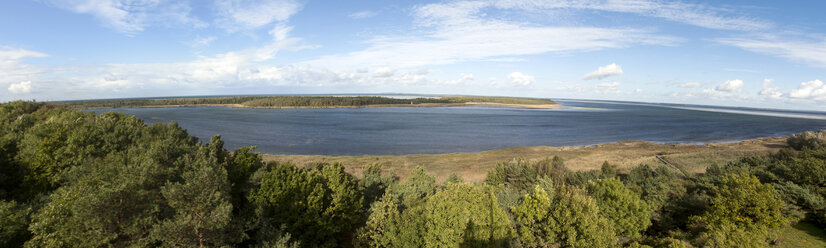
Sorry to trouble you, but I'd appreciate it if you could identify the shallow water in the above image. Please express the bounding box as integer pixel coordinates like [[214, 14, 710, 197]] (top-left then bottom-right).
[[89, 100, 826, 155]]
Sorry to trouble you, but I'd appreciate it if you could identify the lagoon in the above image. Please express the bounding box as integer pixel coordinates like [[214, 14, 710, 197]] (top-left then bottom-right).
[[89, 100, 826, 155]]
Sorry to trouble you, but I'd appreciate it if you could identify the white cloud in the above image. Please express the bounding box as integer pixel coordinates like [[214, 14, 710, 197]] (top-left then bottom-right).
[[0, 47, 48, 90], [679, 82, 702, 88], [598, 81, 621, 88], [349, 10, 377, 19], [373, 67, 396, 78], [715, 79, 744, 92], [719, 36, 826, 68], [0, 18, 309, 101], [8, 81, 32, 94], [304, 2, 676, 69], [508, 72, 534, 87], [759, 78, 782, 99], [584, 63, 623, 80], [42, 0, 205, 35], [445, 73, 475, 85], [788, 80, 826, 100], [215, 0, 301, 31]]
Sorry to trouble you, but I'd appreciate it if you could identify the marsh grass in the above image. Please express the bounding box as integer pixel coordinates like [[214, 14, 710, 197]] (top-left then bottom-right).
[[264, 136, 788, 182]]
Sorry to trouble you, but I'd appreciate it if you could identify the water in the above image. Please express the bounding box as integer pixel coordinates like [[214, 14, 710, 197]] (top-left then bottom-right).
[[88, 100, 826, 155]]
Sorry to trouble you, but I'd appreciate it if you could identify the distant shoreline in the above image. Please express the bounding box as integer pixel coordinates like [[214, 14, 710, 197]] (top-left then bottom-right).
[[85, 102, 564, 110], [60, 95, 562, 110]]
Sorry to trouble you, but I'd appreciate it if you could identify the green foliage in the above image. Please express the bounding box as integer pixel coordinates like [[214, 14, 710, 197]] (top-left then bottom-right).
[[624, 164, 687, 213], [698, 173, 787, 229], [511, 186, 554, 246], [0, 101, 50, 200], [360, 163, 397, 208], [601, 161, 617, 178], [358, 184, 512, 248], [151, 138, 236, 247], [0, 200, 31, 247], [565, 169, 600, 188], [484, 157, 568, 192], [587, 178, 652, 238], [777, 156, 826, 194], [28, 152, 171, 247], [445, 172, 464, 185], [424, 184, 512, 247], [394, 165, 437, 207], [228, 145, 264, 214], [356, 192, 404, 247], [787, 130, 826, 150], [773, 181, 825, 212], [692, 173, 786, 246], [484, 159, 538, 190], [512, 185, 617, 247], [648, 237, 688, 248], [705, 156, 781, 185], [696, 223, 769, 248], [250, 162, 363, 247], [492, 185, 522, 210]]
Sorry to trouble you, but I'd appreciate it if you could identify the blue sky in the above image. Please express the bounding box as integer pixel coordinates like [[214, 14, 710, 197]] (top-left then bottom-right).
[[1, 0, 825, 110]]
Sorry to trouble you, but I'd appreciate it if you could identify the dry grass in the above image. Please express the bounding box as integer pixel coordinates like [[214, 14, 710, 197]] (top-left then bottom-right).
[[263, 136, 788, 183]]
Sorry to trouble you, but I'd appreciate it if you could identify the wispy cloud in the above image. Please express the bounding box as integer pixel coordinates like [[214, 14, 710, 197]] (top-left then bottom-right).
[[723, 68, 761, 73], [349, 10, 377, 19], [718, 35, 826, 68], [598, 81, 620, 88], [492, 0, 771, 31], [215, 0, 302, 31], [679, 82, 702, 88], [187, 36, 217, 48], [306, 1, 676, 69], [41, 0, 206, 35], [584, 63, 623, 80]]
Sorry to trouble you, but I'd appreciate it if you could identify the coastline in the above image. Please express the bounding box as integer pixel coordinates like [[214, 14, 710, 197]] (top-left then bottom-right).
[[262, 136, 787, 182], [84, 102, 564, 110]]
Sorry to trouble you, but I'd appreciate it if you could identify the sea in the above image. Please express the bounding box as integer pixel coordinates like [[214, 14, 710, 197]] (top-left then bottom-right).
[[88, 99, 826, 155]]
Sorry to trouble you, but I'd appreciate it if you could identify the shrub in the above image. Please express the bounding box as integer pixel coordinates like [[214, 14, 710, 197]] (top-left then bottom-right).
[[787, 130, 826, 150]]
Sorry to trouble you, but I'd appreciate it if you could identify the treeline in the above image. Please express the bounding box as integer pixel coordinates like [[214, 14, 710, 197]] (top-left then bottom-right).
[[54, 96, 267, 108], [53, 96, 557, 109], [1, 100, 824, 247], [240, 96, 446, 107]]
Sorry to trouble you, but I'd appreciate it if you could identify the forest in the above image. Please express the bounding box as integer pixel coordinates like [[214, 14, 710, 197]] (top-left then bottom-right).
[[1, 100, 825, 247], [54, 96, 557, 109]]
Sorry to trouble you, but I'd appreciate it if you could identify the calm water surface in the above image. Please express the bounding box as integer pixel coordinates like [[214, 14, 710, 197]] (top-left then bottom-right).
[[90, 100, 826, 155]]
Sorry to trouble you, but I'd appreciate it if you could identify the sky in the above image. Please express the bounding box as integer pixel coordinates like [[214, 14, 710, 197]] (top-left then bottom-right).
[[1, 0, 825, 110]]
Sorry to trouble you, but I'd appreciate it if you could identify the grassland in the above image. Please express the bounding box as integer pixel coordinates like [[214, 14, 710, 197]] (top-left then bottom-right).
[[775, 222, 826, 248], [55, 95, 559, 109], [263, 136, 788, 182]]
